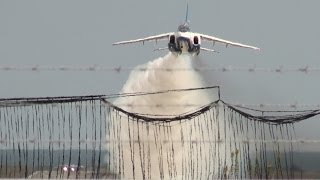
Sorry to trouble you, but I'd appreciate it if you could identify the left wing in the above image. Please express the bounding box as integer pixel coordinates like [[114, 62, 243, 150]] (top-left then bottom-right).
[[199, 33, 260, 50], [113, 33, 172, 45]]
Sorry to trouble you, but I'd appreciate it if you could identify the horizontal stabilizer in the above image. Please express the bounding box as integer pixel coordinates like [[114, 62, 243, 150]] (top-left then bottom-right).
[[153, 47, 168, 51], [201, 47, 219, 53]]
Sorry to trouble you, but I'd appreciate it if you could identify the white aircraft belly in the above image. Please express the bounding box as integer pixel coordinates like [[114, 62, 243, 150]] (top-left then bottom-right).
[[179, 41, 189, 52], [175, 32, 193, 53]]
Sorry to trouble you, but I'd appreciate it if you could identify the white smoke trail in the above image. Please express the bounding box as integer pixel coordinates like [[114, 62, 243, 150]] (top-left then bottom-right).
[[107, 53, 234, 179], [114, 53, 217, 115]]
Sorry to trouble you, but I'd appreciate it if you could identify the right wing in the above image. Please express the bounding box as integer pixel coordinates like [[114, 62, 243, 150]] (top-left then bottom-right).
[[199, 33, 260, 51], [113, 33, 172, 45]]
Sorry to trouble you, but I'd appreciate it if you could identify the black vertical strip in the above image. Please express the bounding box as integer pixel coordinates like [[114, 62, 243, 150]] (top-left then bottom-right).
[[146, 123, 151, 180], [258, 122, 264, 179], [215, 106, 221, 179], [120, 111, 125, 178], [61, 103, 66, 178], [106, 106, 110, 176], [280, 124, 289, 178], [67, 102, 73, 178], [24, 106, 29, 178], [169, 125, 177, 178], [222, 106, 227, 179], [291, 123, 302, 179], [239, 115, 247, 179], [198, 116, 203, 179], [136, 119, 145, 180], [269, 124, 278, 178], [227, 108, 233, 177], [159, 122, 164, 179], [77, 102, 82, 179], [10, 107, 16, 178], [115, 110, 121, 178], [278, 125, 284, 178], [111, 110, 116, 175], [31, 105, 36, 178], [41, 105, 45, 178], [0, 108, 3, 175], [96, 100, 103, 178], [165, 125, 171, 178], [189, 116, 194, 179], [245, 116, 252, 179], [178, 120, 184, 178], [272, 125, 280, 178], [202, 112, 208, 177], [258, 122, 264, 178], [35, 106, 41, 178], [84, 101, 89, 179], [276, 125, 284, 179], [127, 116, 135, 179], [285, 123, 292, 178], [51, 104, 55, 178], [237, 111, 242, 179], [193, 117, 198, 179], [14, 106, 22, 177], [229, 109, 236, 178], [238, 113, 245, 178], [91, 100, 97, 178], [252, 120, 260, 177], [209, 107, 216, 179], [103, 103, 109, 177], [153, 122, 160, 179], [216, 104, 221, 178], [47, 104, 52, 179], [18, 106, 25, 177], [205, 111, 212, 176], [288, 124, 295, 179], [288, 123, 296, 178], [56, 104, 61, 179], [4, 107, 8, 176], [261, 123, 268, 179]]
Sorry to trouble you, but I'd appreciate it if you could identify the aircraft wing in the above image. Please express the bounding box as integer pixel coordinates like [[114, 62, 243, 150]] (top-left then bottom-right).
[[199, 33, 260, 50], [113, 33, 172, 45]]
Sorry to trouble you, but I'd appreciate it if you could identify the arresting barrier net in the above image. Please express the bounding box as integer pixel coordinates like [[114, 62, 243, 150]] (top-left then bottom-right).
[[0, 89, 318, 179]]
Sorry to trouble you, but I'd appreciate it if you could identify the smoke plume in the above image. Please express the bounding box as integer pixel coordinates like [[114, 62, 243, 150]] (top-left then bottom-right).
[[108, 53, 233, 179]]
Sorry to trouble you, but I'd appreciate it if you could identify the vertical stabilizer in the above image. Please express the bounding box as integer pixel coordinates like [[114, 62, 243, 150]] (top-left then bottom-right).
[[185, 4, 189, 23]]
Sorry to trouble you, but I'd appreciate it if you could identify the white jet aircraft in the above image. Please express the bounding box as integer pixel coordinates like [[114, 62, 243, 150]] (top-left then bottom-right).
[[113, 5, 260, 56]]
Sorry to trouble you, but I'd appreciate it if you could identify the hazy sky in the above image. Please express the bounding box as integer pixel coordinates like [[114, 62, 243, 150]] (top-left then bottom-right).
[[1, 0, 320, 139]]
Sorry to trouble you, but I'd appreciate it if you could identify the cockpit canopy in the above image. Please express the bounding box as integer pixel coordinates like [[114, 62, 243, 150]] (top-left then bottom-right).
[[178, 24, 190, 32]]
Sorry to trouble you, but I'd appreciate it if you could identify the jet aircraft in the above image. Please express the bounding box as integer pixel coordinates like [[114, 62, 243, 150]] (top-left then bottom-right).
[[113, 5, 260, 56]]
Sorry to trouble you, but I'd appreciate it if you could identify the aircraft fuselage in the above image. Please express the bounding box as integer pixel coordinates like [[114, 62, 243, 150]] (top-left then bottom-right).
[[168, 32, 201, 56]]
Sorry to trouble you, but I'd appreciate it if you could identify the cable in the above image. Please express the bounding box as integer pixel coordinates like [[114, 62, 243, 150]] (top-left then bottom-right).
[[0, 65, 319, 73]]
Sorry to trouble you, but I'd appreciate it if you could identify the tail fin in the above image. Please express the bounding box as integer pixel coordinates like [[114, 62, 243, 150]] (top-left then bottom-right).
[[185, 3, 189, 23]]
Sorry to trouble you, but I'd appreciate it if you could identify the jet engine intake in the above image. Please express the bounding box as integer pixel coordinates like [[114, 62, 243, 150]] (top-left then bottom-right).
[[193, 36, 199, 44]]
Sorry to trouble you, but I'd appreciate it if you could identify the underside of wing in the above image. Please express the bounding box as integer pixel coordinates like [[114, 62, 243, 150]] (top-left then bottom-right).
[[113, 33, 172, 45], [199, 33, 260, 50]]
